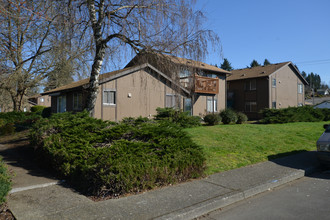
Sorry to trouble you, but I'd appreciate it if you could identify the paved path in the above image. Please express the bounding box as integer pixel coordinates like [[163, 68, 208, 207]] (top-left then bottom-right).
[[0, 138, 321, 220], [200, 171, 330, 220]]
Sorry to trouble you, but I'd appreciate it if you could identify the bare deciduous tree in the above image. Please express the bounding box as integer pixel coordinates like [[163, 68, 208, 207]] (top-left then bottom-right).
[[0, 0, 89, 111], [76, 0, 220, 115]]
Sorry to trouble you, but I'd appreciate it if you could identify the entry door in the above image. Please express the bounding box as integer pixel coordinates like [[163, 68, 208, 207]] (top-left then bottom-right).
[[57, 95, 66, 113]]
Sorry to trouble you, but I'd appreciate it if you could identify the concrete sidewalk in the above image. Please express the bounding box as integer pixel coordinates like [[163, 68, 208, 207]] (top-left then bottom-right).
[[2, 141, 320, 220]]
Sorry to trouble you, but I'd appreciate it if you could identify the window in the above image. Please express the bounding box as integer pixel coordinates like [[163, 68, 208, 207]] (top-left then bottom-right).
[[245, 79, 256, 91], [40, 98, 44, 103], [207, 97, 217, 112], [245, 101, 257, 112], [103, 90, 116, 105], [73, 93, 82, 110], [165, 94, 177, 108], [179, 69, 191, 78], [272, 78, 276, 87], [57, 95, 66, 113], [298, 84, 303, 94], [272, 101, 276, 109], [184, 98, 192, 115]]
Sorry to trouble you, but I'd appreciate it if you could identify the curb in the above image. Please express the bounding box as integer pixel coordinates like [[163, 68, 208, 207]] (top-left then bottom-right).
[[155, 166, 319, 220]]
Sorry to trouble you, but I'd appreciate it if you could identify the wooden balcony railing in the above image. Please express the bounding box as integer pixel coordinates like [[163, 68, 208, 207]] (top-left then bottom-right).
[[194, 74, 219, 94]]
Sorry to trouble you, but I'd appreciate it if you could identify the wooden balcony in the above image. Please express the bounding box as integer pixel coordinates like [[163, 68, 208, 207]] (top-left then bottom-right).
[[194, 74, 219, 94]]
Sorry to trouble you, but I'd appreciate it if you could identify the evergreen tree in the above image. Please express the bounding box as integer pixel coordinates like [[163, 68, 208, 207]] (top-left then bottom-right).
[[250, 60, 261, 67], [263, 59, 271, 66], [305, 72, 321, 89], [220, 58, 233, 71]]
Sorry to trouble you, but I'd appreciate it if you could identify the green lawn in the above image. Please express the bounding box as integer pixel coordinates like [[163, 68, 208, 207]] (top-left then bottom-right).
[[185, 121, 328, 175]]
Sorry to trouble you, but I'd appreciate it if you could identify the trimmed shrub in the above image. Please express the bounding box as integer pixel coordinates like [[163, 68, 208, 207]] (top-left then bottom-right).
[[220, 109, 238, 124], [236, 112, 248, 124], [203, 114, 221, 126], [30, 105, 46, 113], [260, 106, 326, 124], [155, 107, 201, 128], [0, 158, 11, 205], [30, 111, 205, 198], [0, 111, 41, 135], [41, 107, 52, 118]]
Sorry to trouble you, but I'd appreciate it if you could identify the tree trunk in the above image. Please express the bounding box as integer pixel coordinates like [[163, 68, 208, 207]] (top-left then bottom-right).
[[85, 43, 106, 116]]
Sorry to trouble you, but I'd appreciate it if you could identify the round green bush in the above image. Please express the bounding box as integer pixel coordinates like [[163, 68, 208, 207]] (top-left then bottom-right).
[[236, 112, 248, 124], [203, 114, 221, 126], [31, 105, 46, 113], [220, 109, 238, 124]]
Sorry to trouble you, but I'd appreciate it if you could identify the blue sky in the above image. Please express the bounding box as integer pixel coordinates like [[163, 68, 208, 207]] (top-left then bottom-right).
[[196, 0, 330, 85]]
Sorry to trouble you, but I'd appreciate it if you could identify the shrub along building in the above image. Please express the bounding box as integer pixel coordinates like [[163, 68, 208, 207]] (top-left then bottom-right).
[[227, 62, 308, 119], [42, 54, 230, 121]]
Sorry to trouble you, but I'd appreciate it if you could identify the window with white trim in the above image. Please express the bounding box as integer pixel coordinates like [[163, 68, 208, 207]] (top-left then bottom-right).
[[165, 94, 177, 108], [245, 101, 257, 112], [272, 78, 276, 87], [73, 92, 82, 110], [298, 84, 303, 94], [207, 97, 217, 112], [103, 90, 116, 105]]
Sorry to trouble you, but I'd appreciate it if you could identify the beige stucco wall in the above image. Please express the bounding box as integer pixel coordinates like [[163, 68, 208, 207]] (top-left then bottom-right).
[[192, 74, 226, 117], [269, 65, 305, 109], [37, 95, 51, 107], [95, 69, 180, 122]]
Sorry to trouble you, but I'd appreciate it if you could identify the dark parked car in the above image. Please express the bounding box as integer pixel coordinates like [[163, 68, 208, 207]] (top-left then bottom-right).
[[316, 124, 330, 166]]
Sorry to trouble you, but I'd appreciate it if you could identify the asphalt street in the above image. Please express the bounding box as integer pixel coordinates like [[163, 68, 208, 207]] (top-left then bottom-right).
[[199, 171, 330, 220]]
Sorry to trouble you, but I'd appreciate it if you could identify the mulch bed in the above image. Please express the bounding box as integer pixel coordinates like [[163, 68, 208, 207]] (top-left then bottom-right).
[[0, 203, 15, 220]]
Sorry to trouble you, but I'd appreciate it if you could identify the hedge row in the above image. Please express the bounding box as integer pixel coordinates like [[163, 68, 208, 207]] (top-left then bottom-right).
[[260, 106, 330, 124], [155, 107, 201, 128], [30, 111, 205, 198], [203, 110, 248, 126], [0, 112, 42, 135]]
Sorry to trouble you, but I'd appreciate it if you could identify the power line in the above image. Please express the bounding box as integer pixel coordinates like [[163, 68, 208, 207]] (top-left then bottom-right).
[[295, 59, 330, 64]]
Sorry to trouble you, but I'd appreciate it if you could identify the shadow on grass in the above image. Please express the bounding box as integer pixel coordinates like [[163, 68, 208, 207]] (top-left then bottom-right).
[[267, 150, 308, 160]]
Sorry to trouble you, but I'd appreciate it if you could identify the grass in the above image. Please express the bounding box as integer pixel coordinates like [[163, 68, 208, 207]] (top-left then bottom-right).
[[185, 121, 328, 175]]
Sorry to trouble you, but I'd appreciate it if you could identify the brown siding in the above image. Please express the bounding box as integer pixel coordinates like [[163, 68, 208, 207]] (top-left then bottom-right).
[[228, 77, 269, 119], [95, 69, 180, 122]]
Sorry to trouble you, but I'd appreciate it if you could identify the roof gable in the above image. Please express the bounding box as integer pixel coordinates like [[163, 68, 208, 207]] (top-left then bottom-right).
[[228, 62, 308, 85], [126, 53, 231, 75], [42, 63, 190, 96], [228, 62, 290, 81]]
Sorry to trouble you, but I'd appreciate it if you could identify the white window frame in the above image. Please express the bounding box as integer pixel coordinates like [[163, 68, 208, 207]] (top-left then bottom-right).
[[298, 84, 303, 94], [40, 98, 44, 103], [165, 94, 177, 108], [103, 90, 116, 105], [207, 97, 218, 113], [73, 92, 82, 110], [272, 78, 276, 88]]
